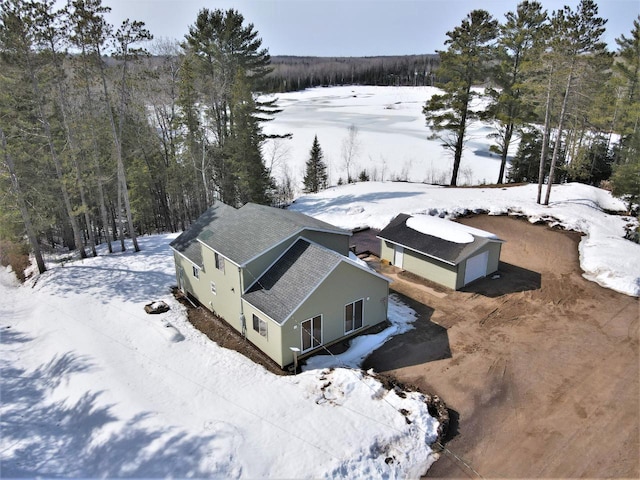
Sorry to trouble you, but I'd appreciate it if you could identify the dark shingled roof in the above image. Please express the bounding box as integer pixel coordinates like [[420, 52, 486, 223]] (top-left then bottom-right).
[[170, 202, 350, 266], [377, 213, 502, 265], [169, 202, 236, 266], [242, 239, 343, 324]]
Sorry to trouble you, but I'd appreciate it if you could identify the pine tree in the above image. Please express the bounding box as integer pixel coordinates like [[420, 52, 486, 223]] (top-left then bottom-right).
[[303, 135, 328, 194], [487, 1, 548, 184], [423, 10, 498, 186], [183, 8, 275, 206]]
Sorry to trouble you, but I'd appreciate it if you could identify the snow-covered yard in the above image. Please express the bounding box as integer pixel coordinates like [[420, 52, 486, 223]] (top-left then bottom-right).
[[0, 233, 439, 478]]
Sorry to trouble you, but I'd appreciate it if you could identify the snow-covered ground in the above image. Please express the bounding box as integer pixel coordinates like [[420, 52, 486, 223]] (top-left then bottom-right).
[[289, 181, 640, 298], [0, 234, 439, 478], [262, 85, 509, 189]]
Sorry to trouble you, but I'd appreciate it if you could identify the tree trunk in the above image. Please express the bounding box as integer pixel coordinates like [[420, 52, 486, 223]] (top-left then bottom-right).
[[26, 58, 86, 259], [537, 65, 555, 204], [97, 47, 140, 252], [497, 122, 514, 184], [544, 65, 575, 205], [1, 127, 46, 274]]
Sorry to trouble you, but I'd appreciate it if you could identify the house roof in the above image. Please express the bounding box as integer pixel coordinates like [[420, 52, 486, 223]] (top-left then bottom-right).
[[170, 202, 350, 267], [242, 238, 387, 325], [377, 213, 504, 266], [242, 238, 343, 325], [169, 202, 236, 266]]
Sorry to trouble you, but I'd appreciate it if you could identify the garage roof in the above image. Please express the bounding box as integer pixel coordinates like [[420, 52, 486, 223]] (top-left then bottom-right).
[[377, 214, 504, 265]]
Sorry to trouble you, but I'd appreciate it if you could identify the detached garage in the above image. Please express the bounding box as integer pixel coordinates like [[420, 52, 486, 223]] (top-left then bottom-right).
[[378, 214, 504, 290]]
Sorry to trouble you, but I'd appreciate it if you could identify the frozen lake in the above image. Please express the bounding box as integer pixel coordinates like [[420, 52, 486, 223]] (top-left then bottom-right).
[[261, 86, 511, 191]]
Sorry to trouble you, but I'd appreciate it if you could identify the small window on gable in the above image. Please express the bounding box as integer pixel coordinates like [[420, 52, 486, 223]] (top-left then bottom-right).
[[192, 265, 199, 279], [215, 252, 225, 273], [210, 281, 216, 295], [252, 314, 267, 337]]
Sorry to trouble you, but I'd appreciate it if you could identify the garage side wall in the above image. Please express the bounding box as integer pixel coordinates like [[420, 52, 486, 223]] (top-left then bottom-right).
[[402, 248, 458, 290], [380, 240, 395, 263]]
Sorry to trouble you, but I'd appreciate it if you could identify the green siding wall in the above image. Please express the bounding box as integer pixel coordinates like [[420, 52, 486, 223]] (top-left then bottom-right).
[[173, 246, 244, 331], [242, 230, 350, 289], [279, 262, 389, 367]]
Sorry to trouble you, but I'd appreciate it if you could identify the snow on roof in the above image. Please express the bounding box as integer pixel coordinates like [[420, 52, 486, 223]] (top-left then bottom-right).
[[406, 214, 499, 244]]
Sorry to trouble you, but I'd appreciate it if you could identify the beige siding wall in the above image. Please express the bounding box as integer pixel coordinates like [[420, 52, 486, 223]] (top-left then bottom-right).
[[279, 262, 389, 367], [240, 301, 284, 367], [199, 245, 244, 328], [173, 246, 244, 331], [402, 248, 459, 290], [380, 240, 395, 263], [456, 242, 502, 289]]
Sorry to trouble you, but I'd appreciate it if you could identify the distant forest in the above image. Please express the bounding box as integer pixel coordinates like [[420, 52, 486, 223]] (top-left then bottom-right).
[[264, 55, 441, 92]]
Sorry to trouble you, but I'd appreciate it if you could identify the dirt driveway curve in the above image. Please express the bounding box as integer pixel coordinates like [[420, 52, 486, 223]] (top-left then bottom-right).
[[363, 216, 639, 478]]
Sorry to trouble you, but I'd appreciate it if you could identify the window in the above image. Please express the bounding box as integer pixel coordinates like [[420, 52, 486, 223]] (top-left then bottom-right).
[[301, 315, 322, 352], [215, 252, 225, 273], [345, 299, 363, 333], [192, 265, 199, 279], [210, 281, 216, 295], [252, 314, 267, 337]]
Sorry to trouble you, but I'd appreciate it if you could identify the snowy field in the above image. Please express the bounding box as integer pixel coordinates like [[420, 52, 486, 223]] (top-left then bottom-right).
[[289, 181, 640, 298], [262, 85, 503, 189], [0, 234, 439, 478]]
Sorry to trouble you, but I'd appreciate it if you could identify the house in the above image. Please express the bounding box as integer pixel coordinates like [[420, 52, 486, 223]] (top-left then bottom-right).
[[378, 213, 504, 290], [170, 202, 390, 368]]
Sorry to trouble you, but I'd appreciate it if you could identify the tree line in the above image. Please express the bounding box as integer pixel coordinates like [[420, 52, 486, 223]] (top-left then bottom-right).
[[263, 54, 440, 92]]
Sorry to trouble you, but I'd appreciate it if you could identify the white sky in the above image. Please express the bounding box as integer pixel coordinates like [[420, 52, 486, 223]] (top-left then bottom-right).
[[91, 0, 639, 56]]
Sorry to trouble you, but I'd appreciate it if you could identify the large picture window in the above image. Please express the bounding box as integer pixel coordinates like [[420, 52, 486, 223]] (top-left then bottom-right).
[[252, 314, 267, 337], [345, 299, 363, 333], [301, 315, 322, 352]]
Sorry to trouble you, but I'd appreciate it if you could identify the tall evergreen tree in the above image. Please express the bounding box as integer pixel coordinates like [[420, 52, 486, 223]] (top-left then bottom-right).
[[423, 10, 498, 186], [487, 1, 548, 184], [183, 8, 275, 206], [303, 135, 328, 193], [224, 70, 272, 205]]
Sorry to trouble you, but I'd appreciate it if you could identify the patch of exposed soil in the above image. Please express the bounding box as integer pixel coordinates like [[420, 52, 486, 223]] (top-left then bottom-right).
[[364, 215, 639, 478]]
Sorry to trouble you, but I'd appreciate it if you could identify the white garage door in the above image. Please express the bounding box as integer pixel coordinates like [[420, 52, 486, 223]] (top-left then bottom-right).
[[464, 250, 489, 285]]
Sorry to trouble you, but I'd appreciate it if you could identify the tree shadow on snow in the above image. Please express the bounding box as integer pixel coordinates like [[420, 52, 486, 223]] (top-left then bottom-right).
[[0, 328, 230, 478], [37, 235, 176, 305]]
